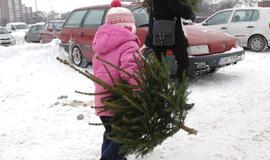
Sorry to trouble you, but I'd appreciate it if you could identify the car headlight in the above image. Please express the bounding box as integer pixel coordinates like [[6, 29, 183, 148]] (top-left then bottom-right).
[[188, 45, 209, 55]]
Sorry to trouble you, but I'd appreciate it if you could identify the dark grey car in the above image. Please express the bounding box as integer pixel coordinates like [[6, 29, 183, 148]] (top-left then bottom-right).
[[25, 23, 44, 43]]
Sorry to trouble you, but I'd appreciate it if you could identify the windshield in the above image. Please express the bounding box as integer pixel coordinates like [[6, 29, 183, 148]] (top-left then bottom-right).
[[53, 22, 64, 31], [15, 24, 27, 29], [130, 8, 149, 27], [0, 27, 9, 34]]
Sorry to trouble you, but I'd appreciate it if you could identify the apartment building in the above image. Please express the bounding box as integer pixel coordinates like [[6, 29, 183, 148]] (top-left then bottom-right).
[[258, 0, 270, 7], [0, 0, 32, 25], [22, 4, 33, 24]]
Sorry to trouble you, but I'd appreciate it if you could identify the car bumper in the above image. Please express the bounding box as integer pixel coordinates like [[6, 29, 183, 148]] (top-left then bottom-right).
[[169, 46, 245, 76], [0, 40, 16, 47]]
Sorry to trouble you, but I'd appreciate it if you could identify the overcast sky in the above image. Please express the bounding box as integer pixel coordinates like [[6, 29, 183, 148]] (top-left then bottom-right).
[[21, 0, 111, 13]]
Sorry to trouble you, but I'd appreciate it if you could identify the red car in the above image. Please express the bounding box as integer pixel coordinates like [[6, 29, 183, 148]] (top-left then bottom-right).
[[59, 3, 245, 76], [40, 20, 64, 43]]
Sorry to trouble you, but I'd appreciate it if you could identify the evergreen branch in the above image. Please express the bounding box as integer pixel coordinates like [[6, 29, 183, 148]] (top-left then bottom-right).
[[75, 90, 109, 96], [158, 92, 177, 109], [122, 95, 146, 113], [96, 56, 140, 83], [56, 57, 114, 93], [88, 122, 102, 126], [180, 123, 198, 135], [103, 64, 114, 82]]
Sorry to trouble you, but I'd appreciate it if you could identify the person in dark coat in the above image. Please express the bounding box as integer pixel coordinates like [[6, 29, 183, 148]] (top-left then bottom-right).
[[144, 0, 195, 82], [143, 0, 195, 109]]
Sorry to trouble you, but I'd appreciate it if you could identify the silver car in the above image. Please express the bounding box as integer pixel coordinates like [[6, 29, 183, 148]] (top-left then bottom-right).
[[24, 23, 45, 43], [0, 26, 16, 46]]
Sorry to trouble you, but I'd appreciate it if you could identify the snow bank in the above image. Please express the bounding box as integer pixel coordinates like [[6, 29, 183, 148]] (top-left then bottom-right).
[[11, 31, 27, 45]]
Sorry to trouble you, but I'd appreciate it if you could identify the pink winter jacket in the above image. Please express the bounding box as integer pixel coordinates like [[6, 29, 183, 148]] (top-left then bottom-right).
[[92, 24, 141, 117]]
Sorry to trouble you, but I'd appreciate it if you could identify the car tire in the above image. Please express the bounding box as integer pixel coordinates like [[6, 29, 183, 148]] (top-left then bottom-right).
[[70, 46, 88, 68], [210, 68, 220, 73], [248, 35, 268, 52], [25, 36, 30, 43]]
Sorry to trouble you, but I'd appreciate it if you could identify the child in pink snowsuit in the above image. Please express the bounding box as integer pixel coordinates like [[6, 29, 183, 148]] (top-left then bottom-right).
[[92, 0, 140, 159]]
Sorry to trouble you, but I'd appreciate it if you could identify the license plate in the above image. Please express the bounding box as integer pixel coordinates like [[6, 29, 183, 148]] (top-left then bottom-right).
[[219, 55, 239, 65]]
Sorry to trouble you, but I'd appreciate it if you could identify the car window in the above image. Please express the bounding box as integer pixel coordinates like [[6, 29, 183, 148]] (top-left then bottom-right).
[[52, 22, 64, 31], [206, 10, 232, 25], [42, 23, 48, 31], [232, 10, 254, 22], [15, 24, 27, 29], [83, 9, 105, 28], [65, 10, 87, 28], [37, 25, 43, 31], [30, 26, 38, 32], [11, 25, 16, 30], [131, 8, 149, 27], [0, 27, 9, 34], [251, 10, 260, 21]]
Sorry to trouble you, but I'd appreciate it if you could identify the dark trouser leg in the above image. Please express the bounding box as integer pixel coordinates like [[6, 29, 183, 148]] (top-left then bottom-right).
[[172, 48, 194, 110], [100, 116, 124, 160], [172, 48, 190, 82], [100, 117, 112, 155]]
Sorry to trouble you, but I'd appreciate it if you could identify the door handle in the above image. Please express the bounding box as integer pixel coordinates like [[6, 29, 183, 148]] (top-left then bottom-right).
[[221, 27, 227, 29], [247, 26, 254, 28]]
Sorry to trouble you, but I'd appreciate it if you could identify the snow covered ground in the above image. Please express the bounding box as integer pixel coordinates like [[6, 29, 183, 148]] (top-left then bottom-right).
[[0, 41, 270, 160]]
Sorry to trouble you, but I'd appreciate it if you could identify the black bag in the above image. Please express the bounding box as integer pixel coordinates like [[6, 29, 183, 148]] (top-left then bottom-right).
[[152, 20, 176, 47]]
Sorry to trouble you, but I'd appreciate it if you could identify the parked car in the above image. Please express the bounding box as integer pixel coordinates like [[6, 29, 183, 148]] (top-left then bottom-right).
[[200, 7, 270, 52], [59, 3, 245, 76], [39, 20, 64, 43], [0, 26, 16, 46], [24, 22, 45, 43], [6, 22, 28, 32]]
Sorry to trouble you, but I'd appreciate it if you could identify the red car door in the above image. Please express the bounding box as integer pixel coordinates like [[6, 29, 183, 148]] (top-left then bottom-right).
[[63, 10, 88, 50], [80, 8, 106, 60]]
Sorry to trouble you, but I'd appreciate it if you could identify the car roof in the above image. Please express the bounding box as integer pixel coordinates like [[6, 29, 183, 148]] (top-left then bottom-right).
[[7, 22, 27, 25], [74, 2, 133, 11], [221, 7, 270, 11], [47, 20, 65, 23], [33, 22, 46, 25]]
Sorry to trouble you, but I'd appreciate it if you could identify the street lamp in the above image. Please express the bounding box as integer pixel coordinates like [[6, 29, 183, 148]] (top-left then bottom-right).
[[35, 0, 38, 12]]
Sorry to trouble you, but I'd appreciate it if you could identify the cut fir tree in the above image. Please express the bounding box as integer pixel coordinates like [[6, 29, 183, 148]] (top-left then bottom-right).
[[57, 54, 197, 158]]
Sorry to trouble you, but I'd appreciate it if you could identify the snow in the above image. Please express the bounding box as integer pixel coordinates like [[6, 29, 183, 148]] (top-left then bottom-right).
[[11, 31, 27, 45], [0, 42, 270, 160]]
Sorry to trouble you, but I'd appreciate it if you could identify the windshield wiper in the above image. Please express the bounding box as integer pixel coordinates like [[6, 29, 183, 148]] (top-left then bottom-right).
[[138, 24, 149, 27]]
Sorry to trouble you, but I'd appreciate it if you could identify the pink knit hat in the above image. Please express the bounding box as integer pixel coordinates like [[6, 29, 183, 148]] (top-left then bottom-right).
[[105, 0, 136, 34]]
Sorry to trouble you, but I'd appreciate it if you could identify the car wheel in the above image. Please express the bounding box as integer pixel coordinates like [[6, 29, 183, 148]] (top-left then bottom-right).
[[25, 36, 30, 43], [70, 46, 88, 68], [248, 35, 268, 52], [210, 68, 220, 73]]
